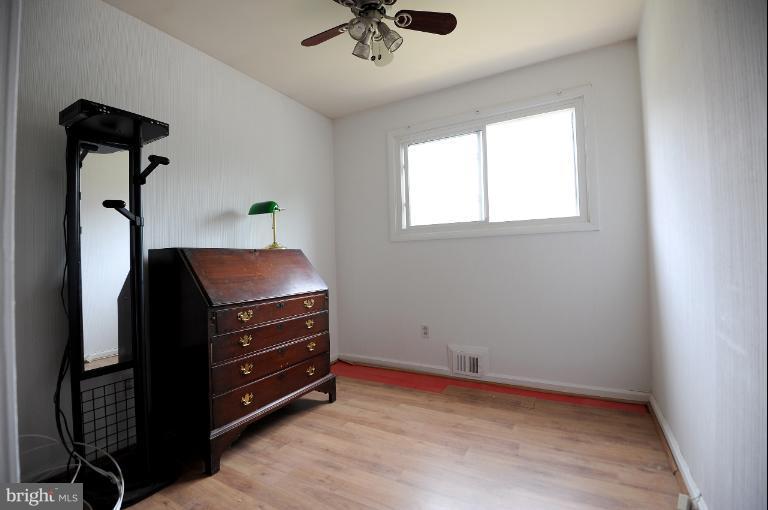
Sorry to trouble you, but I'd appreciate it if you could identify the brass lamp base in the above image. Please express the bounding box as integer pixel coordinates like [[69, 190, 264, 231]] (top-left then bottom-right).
[[265, 211, 285, 250], [249, 204, 287, 250]]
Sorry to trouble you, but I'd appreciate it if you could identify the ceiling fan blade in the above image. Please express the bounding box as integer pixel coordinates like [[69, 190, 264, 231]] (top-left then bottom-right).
[[301, 23, 348, 47], [394, 10, 457, 35]]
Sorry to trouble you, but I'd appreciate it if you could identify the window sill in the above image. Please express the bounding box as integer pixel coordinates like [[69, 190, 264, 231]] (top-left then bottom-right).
[[390, 217, 600, 242]]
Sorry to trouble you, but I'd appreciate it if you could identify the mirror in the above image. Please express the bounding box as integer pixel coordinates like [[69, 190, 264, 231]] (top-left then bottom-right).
[[80, 149, 132, 371]]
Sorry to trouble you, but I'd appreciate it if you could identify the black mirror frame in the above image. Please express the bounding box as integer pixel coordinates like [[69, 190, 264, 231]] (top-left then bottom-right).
[[60, 99, 169, 476]]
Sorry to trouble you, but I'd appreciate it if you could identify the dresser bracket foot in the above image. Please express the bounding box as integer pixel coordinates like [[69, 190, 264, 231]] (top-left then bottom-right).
[[205, 427, 245, 475], [320, 374, 337, 403]]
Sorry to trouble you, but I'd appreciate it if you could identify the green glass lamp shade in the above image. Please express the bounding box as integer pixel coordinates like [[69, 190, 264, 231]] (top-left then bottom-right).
[[248, 201, 281, 215], [248, 200, 285, 250]]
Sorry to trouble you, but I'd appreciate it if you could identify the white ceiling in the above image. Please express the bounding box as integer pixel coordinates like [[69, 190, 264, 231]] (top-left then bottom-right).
[[102, 0, 644, 118]]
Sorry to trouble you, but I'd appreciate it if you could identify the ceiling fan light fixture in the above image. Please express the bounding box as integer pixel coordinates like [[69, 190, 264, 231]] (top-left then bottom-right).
[[348, 17, 368, 41], [378, 22, 403, 52], [352, 41, 371, 60], [385, 32, 403, 52], [352, 30, 373, 60]]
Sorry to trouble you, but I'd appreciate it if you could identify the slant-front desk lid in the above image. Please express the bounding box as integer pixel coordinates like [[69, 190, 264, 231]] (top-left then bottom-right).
[[181, 249, 327, 307]]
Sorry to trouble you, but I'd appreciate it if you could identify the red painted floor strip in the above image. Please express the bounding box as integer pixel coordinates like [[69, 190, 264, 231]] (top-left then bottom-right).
[[332, 361, 647, 414]]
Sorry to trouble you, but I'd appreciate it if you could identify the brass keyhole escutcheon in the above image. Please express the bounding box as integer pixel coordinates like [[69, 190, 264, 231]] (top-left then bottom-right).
[[237, 309, 254, 323], [240, 363, 253, 375], [239, 334, 252, 347], [305, 319, 314, 329], [303, 298, 315, 309], [307, 341, 317, 352], [241, 393, 254, 406], [306, 366, 316, 376]]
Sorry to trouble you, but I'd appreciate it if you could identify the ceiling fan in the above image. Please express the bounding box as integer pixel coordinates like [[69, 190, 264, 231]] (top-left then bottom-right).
[[301, 0, 458, 66]]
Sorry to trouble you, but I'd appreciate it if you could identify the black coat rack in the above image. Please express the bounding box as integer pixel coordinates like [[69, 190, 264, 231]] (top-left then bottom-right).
[[59, 99, 170, 506]]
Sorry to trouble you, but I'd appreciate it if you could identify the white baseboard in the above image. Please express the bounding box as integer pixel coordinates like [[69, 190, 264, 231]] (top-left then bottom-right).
[[83, 348, 118, 363], [337, 353, 649, 402], [649, 395, 709, 510], [484, 372, 649, 402], [339, 353, 450, 376]]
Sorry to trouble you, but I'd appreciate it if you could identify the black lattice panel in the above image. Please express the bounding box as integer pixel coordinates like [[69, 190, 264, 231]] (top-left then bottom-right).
[[80, 374, 137, 461]]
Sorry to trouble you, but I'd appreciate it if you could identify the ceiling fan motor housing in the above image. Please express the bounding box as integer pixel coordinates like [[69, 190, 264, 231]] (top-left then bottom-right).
[[357, 0, 387, 9], [334, 0, 382, 9]]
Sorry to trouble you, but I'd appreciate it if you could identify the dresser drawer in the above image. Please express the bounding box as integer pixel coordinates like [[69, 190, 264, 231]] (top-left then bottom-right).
[[214, 293, 327, 334], [212, 354, 330, 428], [211, 312, 328, 364], [211, 333, 329, 396]]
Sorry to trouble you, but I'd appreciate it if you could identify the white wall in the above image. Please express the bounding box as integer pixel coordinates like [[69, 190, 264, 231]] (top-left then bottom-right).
[[0, 0, 21, 484], [334, 41, 651, 399], [638, 1, 767, 508], [15, 0, 336, 480]]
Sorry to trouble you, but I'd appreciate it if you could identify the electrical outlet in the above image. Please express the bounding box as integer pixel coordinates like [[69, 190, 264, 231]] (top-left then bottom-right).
[[676, 494, 691, 510], [420, 325, 429, 339]]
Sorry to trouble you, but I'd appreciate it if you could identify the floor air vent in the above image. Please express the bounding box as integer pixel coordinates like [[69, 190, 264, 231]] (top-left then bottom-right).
[[448, 345, 488, 378]]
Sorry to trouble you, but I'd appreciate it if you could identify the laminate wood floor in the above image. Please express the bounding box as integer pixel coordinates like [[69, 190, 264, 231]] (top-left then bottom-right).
[[134, 376, 682, 510]]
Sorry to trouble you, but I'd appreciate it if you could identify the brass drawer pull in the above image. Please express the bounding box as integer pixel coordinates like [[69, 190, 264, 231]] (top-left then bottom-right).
[[306, 341, 317, 352], [238, 334, 252, 347], [275, 302, 285, 309], [305, 319, 314, 329], [303, 298, 315, 309], [241, 393, 254, 406], [306, 366, 316, 376], [237, 310, 254, 323], [240, 363, 253, 375]]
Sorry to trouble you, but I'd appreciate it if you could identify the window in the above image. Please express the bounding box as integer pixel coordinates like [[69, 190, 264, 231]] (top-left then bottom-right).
[[389, 94, 597, 241], [407, 132, 483, 226]]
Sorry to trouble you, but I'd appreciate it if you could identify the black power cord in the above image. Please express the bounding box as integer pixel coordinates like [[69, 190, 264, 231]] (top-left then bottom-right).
[[55, 196, 76, 474]]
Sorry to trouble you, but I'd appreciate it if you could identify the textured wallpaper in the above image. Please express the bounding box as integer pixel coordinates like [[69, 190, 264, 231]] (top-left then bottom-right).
[[333, 41, 652, 397], [15, 0, 336, 480], [639, 0, 767, 508]]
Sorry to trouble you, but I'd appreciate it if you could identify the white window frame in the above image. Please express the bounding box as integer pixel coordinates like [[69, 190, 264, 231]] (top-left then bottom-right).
[[387, 87, 599, 242]]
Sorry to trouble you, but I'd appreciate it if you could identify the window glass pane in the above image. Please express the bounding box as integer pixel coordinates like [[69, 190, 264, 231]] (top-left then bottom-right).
[[406, 132, 483, 226], [486, 108, 579, 223]]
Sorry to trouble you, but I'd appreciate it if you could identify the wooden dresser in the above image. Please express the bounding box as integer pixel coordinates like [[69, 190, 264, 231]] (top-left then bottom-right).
[[148, 248, 336, 474]]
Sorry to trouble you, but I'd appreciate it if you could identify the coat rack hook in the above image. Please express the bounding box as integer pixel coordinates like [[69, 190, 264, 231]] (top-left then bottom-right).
[[137, 155, 170, 185], [103, 199, 144, 226]]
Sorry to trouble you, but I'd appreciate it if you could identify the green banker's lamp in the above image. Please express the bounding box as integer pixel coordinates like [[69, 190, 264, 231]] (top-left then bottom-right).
[[248, 200, 285, 250]]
